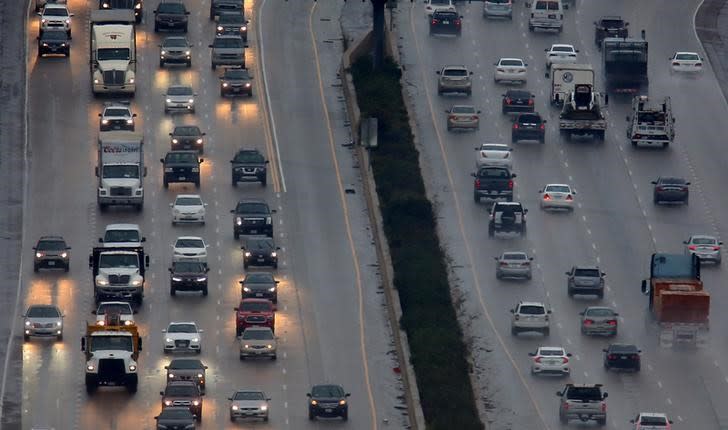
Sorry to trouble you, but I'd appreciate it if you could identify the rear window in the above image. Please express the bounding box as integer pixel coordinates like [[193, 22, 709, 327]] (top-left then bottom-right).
[[574, 268, 600, 277], [640, 417, 668, 426], [518, 114, 541, 124], [500, 59, 523, 67], [552, 46, 573, 53], [676, 53, 699, 61], [478, 168, 509, 178], [435, 12, 458, 19], [503, 253, 526, 260], [519, 305, 545, 315], [566, 387, 602, 401], [545, 185, 570, 193], [692, 237, 716, 245], [660, 177, 686, 185], [540, 349, 564, 356], [506, 90, 531, 98], [602, 19, 624, 28], [443, 68, 468, 77], [585, 308, 615, 317]]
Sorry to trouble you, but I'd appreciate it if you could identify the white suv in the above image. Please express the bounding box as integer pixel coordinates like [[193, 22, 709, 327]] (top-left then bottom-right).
[[511, 301, 551, 336]]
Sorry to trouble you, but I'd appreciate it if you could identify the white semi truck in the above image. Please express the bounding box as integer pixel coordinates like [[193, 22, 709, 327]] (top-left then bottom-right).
[[96, 131, 145, 211], [90, 10, 136, 95]]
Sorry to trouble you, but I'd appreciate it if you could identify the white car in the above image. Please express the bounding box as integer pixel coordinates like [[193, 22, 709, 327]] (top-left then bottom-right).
[[172, 236, 208, 263], [100, 224, 145, 248], [683, 234, 722, 264], [94, 301, 135, 326], [164, 85, 196, 113], [99, 103, 136, 132], [529, 346, 571, 375], [539, 184, 576, 210], [475, 143, 513, 169], [494, 58, 528, 84], [163, 322, 203, 353], [545, 44, 578, 68], [669, 51, 703, 73], [511, 301, 551, 336], [425, 0, 456, 16], [631, 412, 672, 429], [38, 4, 73, 36], [229, 390, 270, 422], [171, 194, 207, 225]]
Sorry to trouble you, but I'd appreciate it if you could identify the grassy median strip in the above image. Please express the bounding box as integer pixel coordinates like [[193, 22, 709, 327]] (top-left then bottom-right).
[[351, 56, 484, 430]]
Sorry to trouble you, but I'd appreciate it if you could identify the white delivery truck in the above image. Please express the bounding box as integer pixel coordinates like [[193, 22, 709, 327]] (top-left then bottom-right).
[[96, 131, 146, 211], [90, 10, 136, 95], [550, 64, 594, 106]]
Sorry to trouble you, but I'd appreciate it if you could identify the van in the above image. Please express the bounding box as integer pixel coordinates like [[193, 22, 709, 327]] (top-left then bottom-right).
[[526, 0, 566, 33]]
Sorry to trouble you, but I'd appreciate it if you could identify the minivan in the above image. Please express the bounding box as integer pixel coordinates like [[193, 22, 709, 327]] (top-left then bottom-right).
[[526, 0, 566, 32]]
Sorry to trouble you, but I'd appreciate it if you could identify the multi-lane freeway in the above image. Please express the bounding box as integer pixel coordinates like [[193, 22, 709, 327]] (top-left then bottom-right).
[[397, 0, 728, 428], [21, 0, 408, 429]]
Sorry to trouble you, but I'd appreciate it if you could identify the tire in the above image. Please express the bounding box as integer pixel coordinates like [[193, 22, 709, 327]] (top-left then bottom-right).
[[230, 414, 236, 422], [33, 263, 39, 273], [64, 264, 69, 273], [234, 231, 240, 240], [559, 411, 568, 424], [154, 23, 159, 32], [447, 125, 452, 132], [243, 261, 248, 269], [220, 89, 225, 97], [163, 178, 169, 188], [474, 193, 480, 203], [634, 363, 641, 372], [99, 203, 108, 212], [597, 418, 607, 426], [684, 195, 689, 205], [232, 175, 238, 186], [236, 327, 242, 337], [172, 221, 177, 226], [273, 262, 278, 269], [528, 25, 534, 32], [653, 195, 659, 205], [202, 288, 208, 297], [567, 288, 574, 298], [239, 354, 245, 360], [496, 272, 502, 280], [194, 179, 200, 188], [127, 378, 138, 394], [540, 136, 545, 144], [511, 327, 518, 336], [211, 63, 217, 70], [261, 177, 267, 187], [24, 334, 30, 342], [511, 134, 517, 144], [604, 361, 609, 370], [85, 375, 98, 395], [488, 226, 494, 238], [597, 291, 604, 299], [543, 328, 550, 337], [183, 24, 188, 32], [342, 410, 348, 421], [159, 59, 164, 68], [135, 203, 143, 212], [170, 287, 176, 296], [309, 410, 315, 421]]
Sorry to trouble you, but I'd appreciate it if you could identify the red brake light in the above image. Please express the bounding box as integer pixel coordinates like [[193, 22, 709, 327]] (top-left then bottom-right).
[[565, 194, 573, 201], [562, 357, 569, 364], [631, 354, 640, 360], [583, 319, 594, 325], [539, 123, 545, 130], [543, 194, 551, 200], [534, 357, 542, 363], [474, 178, 481, 188], [431, 19, 438, 25], [513, 123, 519, 129], [601, 403, 606, 413], [471, 116, 478, 120], [713, 246, 721, 250], [682, 186, 689, 192], [607, 320, 617, 326], [688, 245, 697, 250], [655, 186, 664, 191], [508, 180, 514, 189], [563, 403, 569, 410], [608, 354, 616, 360], [528, 99, 534, 105], [448, 115, 456, 120], [505, 97, 512, 104], [500, 262, 508, 267], [455, 19, 461, 26]]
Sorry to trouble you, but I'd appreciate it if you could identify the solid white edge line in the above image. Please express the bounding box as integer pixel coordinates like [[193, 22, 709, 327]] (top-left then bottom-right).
[[0, 0, 33, 422], [257, 0, 287, 193]]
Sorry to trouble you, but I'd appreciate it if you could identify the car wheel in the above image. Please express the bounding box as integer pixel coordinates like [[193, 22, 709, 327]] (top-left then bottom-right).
[[567, 287, 574, 297], [154, 23, 159, 32], [488, 226, 494, 238], [183, 24, 188, 32], [172, 221, 176, 226], [653, 195, 659, 205], [239, 354, 245, 361], [511, 134, 517, 144], [261, 177, 267, 187], [597, 291, 604, 299], [243, 262, 248, 269], [684, 195, 689, 205], [64, 264, 69, 273], [163, 179, 169, 188], [236, 328, 242, 337], [264, 414, 269, 421], [496, 272, 502, 280], [234, 231, 240, 240], [159, 59, 164, 68], [559, 411, 568, 424], [202, 288, 208, 297], [194, 179, 200, 188], [273, 262, 278, 269], [634, 363, 641, 372], [230, 414, 236, 422], [170, 288, 176, 296], [474, 193, 480, 203], [342, 410, 348, 421], [528, 25, 534, 32], [511, 327, 518, 336], [542, 328, 550, 337], [186, 61, 191, 68], [597, 418, 607, 427], [211, 63, 216, 70], [33, 263, 39, 273], [309, 410, 315, 420], [57, 334, 63, 341], [604, 361, 609, 370]]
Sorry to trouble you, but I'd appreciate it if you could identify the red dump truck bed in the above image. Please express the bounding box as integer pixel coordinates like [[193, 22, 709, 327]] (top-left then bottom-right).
[[654, 290, 710, 324]]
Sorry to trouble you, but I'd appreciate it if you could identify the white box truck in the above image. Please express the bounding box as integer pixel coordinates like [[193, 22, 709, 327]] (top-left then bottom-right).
[[90, 10, 136, 96], [96, 131, 146, 211], [550, 64, 594, 106]]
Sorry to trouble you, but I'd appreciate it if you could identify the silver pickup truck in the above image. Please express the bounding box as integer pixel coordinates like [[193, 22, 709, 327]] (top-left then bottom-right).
[[557, 383, 608, 426]]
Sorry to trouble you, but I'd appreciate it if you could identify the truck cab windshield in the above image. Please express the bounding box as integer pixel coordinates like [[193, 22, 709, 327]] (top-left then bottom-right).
[[90, 336, 133, 352], [104, 230, 140, 243], [103, 165, 139, 179], [99, 254, 139, 268], [98, 48, 131, 61]]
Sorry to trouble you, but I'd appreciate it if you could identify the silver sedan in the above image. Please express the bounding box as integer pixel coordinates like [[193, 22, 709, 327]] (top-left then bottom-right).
[[684, 234, 722, 264], [580, 306, 618, 336], [529, 346, 571, 376], [495, 251, 533, 279], [446, 105, 480, 131]]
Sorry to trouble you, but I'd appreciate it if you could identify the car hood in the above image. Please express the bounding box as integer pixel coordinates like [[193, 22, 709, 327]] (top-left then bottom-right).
[[26, 317, 61, 325], [166, 333, 199, 341], [231, 399, 267, 408]]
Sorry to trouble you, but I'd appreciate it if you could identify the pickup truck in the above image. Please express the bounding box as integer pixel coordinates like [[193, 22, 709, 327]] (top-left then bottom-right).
[[472, 166, 516, 203], [557, 383, 608, 426], [234, 298, 275, 336]]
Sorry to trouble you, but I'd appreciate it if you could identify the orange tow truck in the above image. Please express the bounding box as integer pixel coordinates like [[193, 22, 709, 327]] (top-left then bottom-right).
[[82, 313, 142, 394]]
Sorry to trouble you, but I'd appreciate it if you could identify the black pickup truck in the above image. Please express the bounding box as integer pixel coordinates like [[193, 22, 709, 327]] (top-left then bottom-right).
[[594, 16, 629, 48], [161, 151, 203, 188], [472, 166, 516, 203]]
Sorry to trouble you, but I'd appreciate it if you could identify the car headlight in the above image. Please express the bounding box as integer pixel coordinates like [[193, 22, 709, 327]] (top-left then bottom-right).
[[197, 373, 203, 378], [168, 373, 175, 378], [60, 43, 66, 47], [97, 320, 105, 326], [231, 405, 239, 411], [129, 78, 134, 84], [166, 338, 173, 343], [65, 19, 70, 24], [188, 99, 194, 104], [41, 19, 47, 23], [166, 98, 172, 103], [243, 344, 250, 348], [236, 217, 242, 226], [268, 287, 276, 292], [87, 365, 95, 371], [271, 252, 277, 258], [311, 400, 318, 406], [56, 321, 62, 327], [171, 138, 178, 144], [195, 277, 207, 282], [102, 2, 109, 7], [128, 364, 136, 371], [192, 338, 199, 342], [161, 50, 166, 55], [135, 3, 141, 8], [241, 26, 247, 31], [164, 400, 172, 406], [94, 79, 99, 84], [266, 217, 272, 224], [96, 278, 109, 286], [126, 119, 133, 124], [192, 400, 199, 406], [101, 119, 109, 124], [35, 252, 42, 258], [171, 276, 182, 282], [196, 139, 203, 144], [25, 321, 30, 327], [266, 344, 273, 349], [339, 400, 347, 406], [261, 405, 268, 411], [244, 251, 251, 257], [217, 26, 223, 31], [124, 320, 133, 326], [222, 82, 228, 87], [185, 50, 191, 55], [60, 252, 68, 258], [42, 43, 49, 47], [243, 287, 251, 292], [131, 279, 142, 286], [245, 83, 251, 87]]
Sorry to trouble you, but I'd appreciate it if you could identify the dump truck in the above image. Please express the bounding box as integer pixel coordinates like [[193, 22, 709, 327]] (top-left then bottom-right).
[[89, 246, 149, 304], [82, 313, 142, 394], [603, 35, 648, 94], [96, 131, 146, 211], [549, 64, 594, 107], [641, 253, 709, 347], [558, 83, 608, 141], [626, 95, 675, 148]]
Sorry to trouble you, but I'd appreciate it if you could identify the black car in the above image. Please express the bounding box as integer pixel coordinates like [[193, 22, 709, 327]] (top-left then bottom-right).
[[154, 1, 190, 32], [37, 30, 70, 57], [603, 343, 641, 371], [154, 406, 196, 430], [169, 261, 209, 296], [165, 358, 208, 393], [241, 272, 279, 303], [220, 67, 253, 97], [511, 112, 546, 143], [502, 89, 535, 114], [242, 237, 279, 269], [161, 151, 204, 188], [231, 199, 275, 239], [594, 16, 629, 48], [160, 381, 203, 421], [170, 125, 206, 153], [230, 149, 268, 186], [308, 384, 350, 421], [33, 236, 71, 272], [488, 201, 526, 237], [429, 10, 462, 36], [216, 11, 249, 40], [99, 0, 143, 23], [210, 0, 243, 19], [652, 176, 690, 205]]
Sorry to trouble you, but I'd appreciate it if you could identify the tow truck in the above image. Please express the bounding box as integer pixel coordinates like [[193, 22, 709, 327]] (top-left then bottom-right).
[[626, 95, 675, 148]]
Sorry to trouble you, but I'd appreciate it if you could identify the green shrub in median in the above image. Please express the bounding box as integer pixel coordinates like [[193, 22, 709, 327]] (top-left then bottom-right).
[[351, 56, 484, 430]]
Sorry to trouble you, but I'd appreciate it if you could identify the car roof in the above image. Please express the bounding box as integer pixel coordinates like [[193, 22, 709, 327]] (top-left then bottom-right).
[[105, 223, 140, 230], [38, 235, 65, 241], [175, 194, 202, 200], [518, 301, 545, 307], [479, 143, 510, 150], [502, 251, 528, 257], [175, 236, 204, 241], [572, 265, 600, 270]]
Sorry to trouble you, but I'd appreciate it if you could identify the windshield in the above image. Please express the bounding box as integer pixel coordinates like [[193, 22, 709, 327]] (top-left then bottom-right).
[[99, 254, 139, 268], [602, 19, 624, 28], [37, 240, 66, 251], [518, 305, 545, 315], [104, 229, 140, 243], [311, 385, 343, 398], [173, 127, 201, 136], [165, 152, 197, 163], [219, 13, 245, 24], [242, 329, 272, 340], [539, 349, 564, 356], [225, 70, 250, 80], [169, 359, 203, 369], [566, 387, 602, 401], [574, 268, 600, 277], [165, 385, 197, 396], [168, 324, 197, 333], [97, 48, 130, 61], [247, 239, 274, 251], [98, 304, 131, 315], [213, 37, 244, 48], [89, 335, 133, 352], [175, 197, 202, 206], [27, 306, 60, 318], [236, 202, 269, 214], [44, 8, 69, 16], [163, 38, 188, 48], [233, 151, 264, 163], [104, 108, 129, 117], [552, 46, 573, 52], [233, 391, 265, 401], [451, 106, 475, 114], [545, 185, 571, 193], [245, 273, 275, 284], [676, 53, 699, 61], [692, 237, 717, 245], [173, 261, 206, 272], [102, 165, 139, 179], [585, 308, 615, 317], [167, 86, 193, 96], [175, 238, 204, 248], [241, 301, 270, 312], [158, 3, 185, 13]]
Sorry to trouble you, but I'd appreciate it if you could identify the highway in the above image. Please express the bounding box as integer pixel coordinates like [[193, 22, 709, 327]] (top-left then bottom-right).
[[21, 0, 406, 429], [396, 0, 728, 428]]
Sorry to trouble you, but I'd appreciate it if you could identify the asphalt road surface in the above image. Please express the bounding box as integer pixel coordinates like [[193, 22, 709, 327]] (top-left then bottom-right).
[[395, 0, 728, 428], [20, 0, 406, 429]]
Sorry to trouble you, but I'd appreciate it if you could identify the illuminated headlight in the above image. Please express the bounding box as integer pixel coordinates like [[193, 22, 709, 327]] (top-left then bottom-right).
[[35, 252, 43, 258], [231, 405, 239, 411], [65, 19, 70, 24], [102, 2, 109, 7], [166, 338, 173, 343], [172, 138, 179, 144], [188, 99, 194, 104], [164, 400, 172, 406], [96, 278, 109, 286], [191, 338, 199, 343], [185, 50, 190, 55], [243, 287, 251, 292], [241, 26, 247, 31], [245, 83, 251, 87], [261, 405, 268, 411], [129, 78, 135, 84], [222, 82, 228, 87], [60, 43, 66, 47], [97, 320, 105, 326], [101, 119, 109, 124], [128, 364, 136, 372], [25, 321, 31, 327], [42, 43, 49, 47], [168, 373, 175, 378], [244, 251, 251, 257], [339, 400, 347, 406], [192, 400, 199, 406], [268, 287, 276, 292], [87, 365, 95, 371], [265, 217, 272, 224], [196, 138, 203, 144], [131, 279, 142, 286], [56, 321, 62, 327], [124, 320, 133, 326], [266, 344, 273, 349], [126, 119, 133, 124], [135, 3, 141, 9], [217, 26, 223, 31], [311, 400, 318, 406], [243, 344, 250, 348], [165, 167, 173, 173], [236, 217, 242, 226], [195, 277, 207, 282], [94, 79, 99, 84], [56, 330, 62, 335], [171, 277, 182, 282], [271, 252, 277, 258], [166, 98, 172, 103], [24, 330, 30, 334], [41, 19, 47, 23], [161, 50, 166, 55], [197, 373, 203, 378], [191, 167, 199, 172], [61, 252, 68, 258]]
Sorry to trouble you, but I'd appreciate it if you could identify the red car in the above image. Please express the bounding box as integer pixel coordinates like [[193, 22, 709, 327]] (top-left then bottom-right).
[[235, 299, 275, 336]]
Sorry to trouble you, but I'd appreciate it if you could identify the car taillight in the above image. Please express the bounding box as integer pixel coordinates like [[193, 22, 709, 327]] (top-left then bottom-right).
[[565, 194, 573, 201], [543, 194, 551, 200], [512, 123, 519, 129], [539, 123, 545, 130], [631, 354, 640, 360], [449, 115, 456, 120], [455, 19, 461, 26], [682, 186, 689, 191], [474, 178, 481, 188], [655, 186, 664, 191], [688, 245, 697, 250], [500, 262, 508, 267], [508, 180, 514, 189], [601, 403, 606, 413], [713, 246, 721, 250], [528, 99, 534, 106], [534, 357, 542, 363], [562, 357, 569, 364], [607, 320, 617, 326], [583, 319, 594, 325], [634, 134, 642, 139], [431, 19, 438, 25], [608, 354, 616, 360], [505, 97, 512, 104], [471, 116, 478, 120]]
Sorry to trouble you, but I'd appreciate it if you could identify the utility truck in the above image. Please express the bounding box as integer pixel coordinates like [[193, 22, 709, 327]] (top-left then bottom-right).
[[549, 64, 595, 107], [96, 131, 146, 211], [626, 95, 675, 148], [603, 34, 648, 94], [82, 313, 142, 394], [558, 83, 608, 141]]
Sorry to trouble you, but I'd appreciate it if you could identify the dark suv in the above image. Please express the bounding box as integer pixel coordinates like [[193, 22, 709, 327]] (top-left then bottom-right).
[[170, 125, 205, 153], [37, 30, 70, 57], [512, 112, 546, 143], [160, 381, 203, 422], [220, 67, 253, 97], [557, 383, 608, 426], [652, 176, 690, 205], [566, 266, 605, 298], [594, 16, 629, 48], [429, 10, 462, 36], [169, 261, 209, 296], [154, 1, 189, 32], [502, 89, 535, 114], [488, 202, 527, 237], [165, 358, 208, 393], [231, 200, 275, 239], [242, 236, 279, 269], [231, 149, 268, 186], [210, 0, 243, 20], [216, 12, 249, 40], [33, 236, 71, 272], [161, 151, 203, 188], [241, 272, 279, 303], [308, 384, 350, 421]]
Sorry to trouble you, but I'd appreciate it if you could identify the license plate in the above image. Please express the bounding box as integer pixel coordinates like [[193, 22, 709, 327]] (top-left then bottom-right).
[[178, 176, 186, 180], [490, 191, 498, 195], [442, 20, 449, 24], [325, 408, 333, 413], [255, 293, 263, 297], [168, 22, 175, 26], [257, 258, 265, 262], [620, 356, 626, 359], [548, 14, 556, 18], [48, 261, 55, 266], [249, 229, 257, 234]]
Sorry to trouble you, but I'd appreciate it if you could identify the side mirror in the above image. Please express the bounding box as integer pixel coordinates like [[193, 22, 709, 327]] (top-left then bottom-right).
[[625, 22, 630, 26], [602, 393, 608, 399], [168, 267, 173, 273], [602, 349, 608, 352], [133, 309, 138, 314], [160, 158, 165, 163], [470, 173, 476, 178], [650, 181, 657, 185], [199, 158, 204, 163], [271, 209, 277, 213], [575, 50, 580, 53], [477, 110, 482, 114], [509, 309, 514, 313], [345, 393, 351, 397], [98, 113, 102, 117], [169, 203, 174, 207], [469, 71, 473, 75], [614, 312, 619, 316], [209, 44, 214, 48], [685, 182, 691, 185], [228, 397, 233, 401], [511, 173, 517, 178], [637, 350, 642, 353], [164, 366, 169, 370], [132, 113, 137, 118], [547, 310, 552, 314], [578, 312, 584, 315], [230, 209, 236, 213], [593, 21, 597, 25], [555, 391, 562, 397], [436, 70, 441, 75], [160, 391, 165, 396], [523, 209, 528, 214], [276, 247, 281, 250], [538, 189, 543, 193], [202, 132, 207, 136], [141, 237, 147, 242], [234, 307, 239, 311], [601, 272, 606, 276], [306, 393, 312, 397], [566, 353, 572, 357], [493, 257, 499, 261], [543, 120, 547, 123], [444, 110, 450, 114], [169, 133, 173, 136], [529, 257, 533, 261], [565, 271, 570, 275], [205, 267, 210, 273], [563, 4, 568, 9], [720, 242, 724, 245]]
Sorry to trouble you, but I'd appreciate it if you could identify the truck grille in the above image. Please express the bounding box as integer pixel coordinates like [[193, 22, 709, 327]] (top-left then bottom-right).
[[98, 358, 125, 380], [171, 400, 192, 406], [103, 70, 125, 85], [244, 218, 263, 225], [175, 340, 189, 348], [245, 315, 266, 324], [109, 274, 131, 285], [110, 187, 132, 196]]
